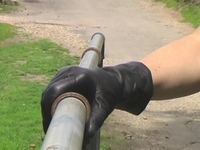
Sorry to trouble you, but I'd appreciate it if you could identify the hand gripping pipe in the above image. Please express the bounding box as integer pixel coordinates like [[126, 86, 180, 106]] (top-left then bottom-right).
[[40, 33, 105, 150]]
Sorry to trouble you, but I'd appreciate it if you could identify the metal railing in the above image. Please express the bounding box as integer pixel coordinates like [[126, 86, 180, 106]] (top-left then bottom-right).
[[40, 33, 105, 150]]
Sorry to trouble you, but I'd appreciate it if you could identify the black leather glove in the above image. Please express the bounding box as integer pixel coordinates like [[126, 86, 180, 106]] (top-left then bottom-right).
[[41, 61, 153, 138]]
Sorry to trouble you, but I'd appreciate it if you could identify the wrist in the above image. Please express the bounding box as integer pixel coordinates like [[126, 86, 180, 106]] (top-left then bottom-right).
[[112, 61, 154, 115]]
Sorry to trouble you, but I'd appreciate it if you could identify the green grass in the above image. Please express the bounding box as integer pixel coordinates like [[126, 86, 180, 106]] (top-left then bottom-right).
[[182, 4, 200, 27], [100, 132, 113, 150], [0, 23, 17, 41], [100, 127, 126, 150], [0, 23, 80, 149], [100, 119, 126, 150], [155, 0, 200, 28]]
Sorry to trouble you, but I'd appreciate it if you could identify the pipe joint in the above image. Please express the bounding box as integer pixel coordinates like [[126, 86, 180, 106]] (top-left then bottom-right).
[[51, 92, 91, 121]]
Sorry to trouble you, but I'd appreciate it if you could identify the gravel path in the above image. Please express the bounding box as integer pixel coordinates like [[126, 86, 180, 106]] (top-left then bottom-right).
[[1, 0, 199, 149]]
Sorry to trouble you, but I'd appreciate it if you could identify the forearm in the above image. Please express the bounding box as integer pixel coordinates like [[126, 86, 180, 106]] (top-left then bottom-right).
[[140, 27, 200, 100]]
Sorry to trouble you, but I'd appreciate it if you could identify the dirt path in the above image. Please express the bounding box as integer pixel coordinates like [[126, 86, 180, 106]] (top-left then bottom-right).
[[1, 0, 200, 149]]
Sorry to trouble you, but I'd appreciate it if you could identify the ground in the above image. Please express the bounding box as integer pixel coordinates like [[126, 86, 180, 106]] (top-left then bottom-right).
[[0, 0, 200, 149]]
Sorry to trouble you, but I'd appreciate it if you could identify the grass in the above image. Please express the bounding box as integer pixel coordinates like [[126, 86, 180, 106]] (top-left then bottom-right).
[[155, 0, 200, 28], [100, 119, 126, 150], [0, 1, 19, 13], [0, 23, 17, 41], [0, 23, 80, 149], [182, 4, 200, 27]]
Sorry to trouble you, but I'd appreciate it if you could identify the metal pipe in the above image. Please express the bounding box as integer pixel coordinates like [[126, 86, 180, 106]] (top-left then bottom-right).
[[79, 51, 99, 68], [79, 33, 105, 68], [90, 33, 105, 51], [40, 33, 105, 150], [41, 98, 87, 150]]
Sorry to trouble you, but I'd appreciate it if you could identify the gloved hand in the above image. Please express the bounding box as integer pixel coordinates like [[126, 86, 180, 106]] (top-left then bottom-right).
[[41, 61, 153, 138]]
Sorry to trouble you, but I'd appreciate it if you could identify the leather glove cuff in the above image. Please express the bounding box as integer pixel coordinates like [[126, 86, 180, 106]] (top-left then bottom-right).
[[103, 61, 154, 115]]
